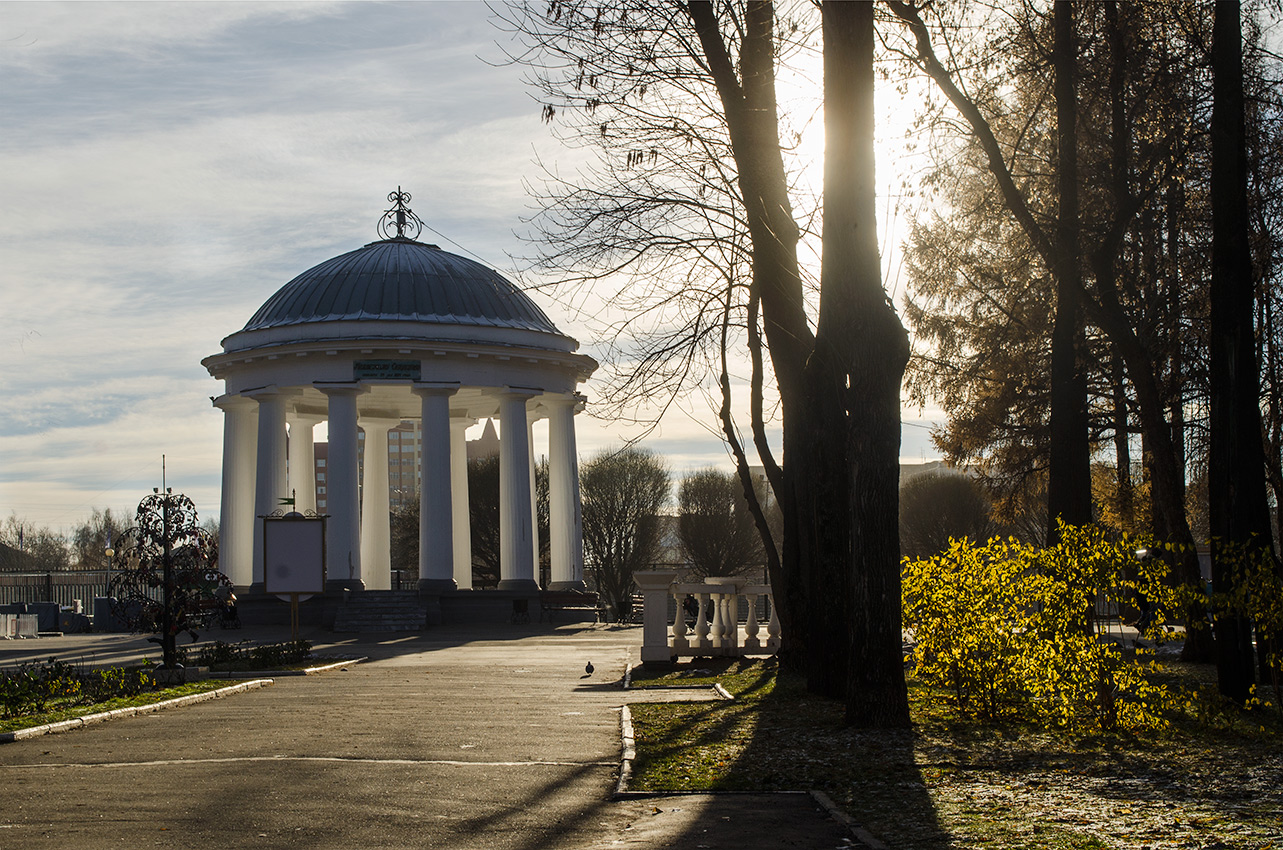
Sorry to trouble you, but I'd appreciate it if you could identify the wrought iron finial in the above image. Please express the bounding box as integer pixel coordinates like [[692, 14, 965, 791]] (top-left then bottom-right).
[[378, 187, 424, 241]]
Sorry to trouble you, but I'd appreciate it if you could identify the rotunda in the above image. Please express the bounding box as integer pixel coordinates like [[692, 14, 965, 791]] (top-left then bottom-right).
[[203, 191, 597, 604]]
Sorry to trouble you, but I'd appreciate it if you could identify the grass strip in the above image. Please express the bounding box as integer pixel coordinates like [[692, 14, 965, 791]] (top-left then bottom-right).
[[0, 679, 234, 736]]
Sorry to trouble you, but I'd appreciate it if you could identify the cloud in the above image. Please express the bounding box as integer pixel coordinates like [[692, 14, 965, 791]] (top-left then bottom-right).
[[0, 2, 941, 531]]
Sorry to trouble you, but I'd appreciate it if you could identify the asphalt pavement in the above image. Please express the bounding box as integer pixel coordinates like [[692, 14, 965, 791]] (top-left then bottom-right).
[[0, 623, 858, 849]]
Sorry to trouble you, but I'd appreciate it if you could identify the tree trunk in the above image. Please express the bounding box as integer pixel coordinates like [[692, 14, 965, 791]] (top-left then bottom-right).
[[1047, 1, 1094, 549], [821, 0, 912, 727], [1210, 0, 1272, 701]]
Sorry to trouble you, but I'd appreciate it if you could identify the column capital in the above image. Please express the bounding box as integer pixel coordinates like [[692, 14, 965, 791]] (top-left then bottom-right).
[[499, 386, 543, 401], [244, 385, 301, 402], [287, 408, 327, 424], [412, 382, 461, 398], [212, 393, 256, 412], [315, 381, 369, 398], [543, 392, 589, 413], [357, 414, 403, 430]]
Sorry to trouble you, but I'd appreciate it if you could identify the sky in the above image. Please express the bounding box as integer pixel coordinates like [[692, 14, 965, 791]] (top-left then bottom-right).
[[0, 1, 942, 532]]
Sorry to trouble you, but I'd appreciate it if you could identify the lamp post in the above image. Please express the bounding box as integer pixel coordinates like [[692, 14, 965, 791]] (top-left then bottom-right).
[[157, 488, 177, 670]]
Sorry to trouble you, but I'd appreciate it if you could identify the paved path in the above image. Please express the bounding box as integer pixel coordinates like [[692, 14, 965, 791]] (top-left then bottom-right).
[[0, 624, 854, 849]]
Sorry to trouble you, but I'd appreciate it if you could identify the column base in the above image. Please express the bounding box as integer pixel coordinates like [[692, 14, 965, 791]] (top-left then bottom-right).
[[497, 578, 540, 594], [417, 578, 457, 594], [326, 578, 366, 595], [546, 580, 588, 592], [640, 647, 677, 666]]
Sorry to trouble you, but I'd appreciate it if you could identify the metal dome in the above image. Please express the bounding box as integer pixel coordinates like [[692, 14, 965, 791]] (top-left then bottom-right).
[[241, 237, 559, 335]]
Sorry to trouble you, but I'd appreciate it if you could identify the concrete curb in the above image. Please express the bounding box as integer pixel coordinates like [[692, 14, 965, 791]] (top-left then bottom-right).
[[202, 656, 366, 679], [615, 704, 636, 797], [0, 679, 275, 744], [621, 663, 733, 700], [809, 789, 889, 850]]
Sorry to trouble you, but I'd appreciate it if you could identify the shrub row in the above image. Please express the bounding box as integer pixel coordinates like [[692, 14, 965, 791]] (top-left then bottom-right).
[[0, 658, 156, 719], [194, 639, 313, 670]]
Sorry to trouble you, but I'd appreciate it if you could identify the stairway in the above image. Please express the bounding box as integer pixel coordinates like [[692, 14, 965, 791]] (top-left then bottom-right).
[[331, 591, 427, 632]]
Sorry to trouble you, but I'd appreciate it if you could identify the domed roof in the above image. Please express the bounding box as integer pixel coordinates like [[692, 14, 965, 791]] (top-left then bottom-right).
[[242, 237, 558, 335]]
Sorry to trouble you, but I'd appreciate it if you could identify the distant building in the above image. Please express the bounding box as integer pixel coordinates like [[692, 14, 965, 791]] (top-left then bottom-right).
[[467, 418, 500, 460], [0, 541, 34, 572], [307, 417, 502, 514]]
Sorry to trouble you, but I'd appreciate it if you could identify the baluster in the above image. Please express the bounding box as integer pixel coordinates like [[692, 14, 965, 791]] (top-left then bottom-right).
[[670, 591, 689, 655], [695, 592, 711, 650], [766, 592, 781, 650], [743, 592, 761, 652], [710, 590, 726, 651], [727, 592, 740, 653]]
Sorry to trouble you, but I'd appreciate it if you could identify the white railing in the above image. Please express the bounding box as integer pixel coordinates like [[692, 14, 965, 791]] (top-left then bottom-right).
[[633, 571, 780, 665]]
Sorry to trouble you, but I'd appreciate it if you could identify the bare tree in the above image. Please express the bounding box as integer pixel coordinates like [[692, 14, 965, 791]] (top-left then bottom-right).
[[70, 508, 131, 569], [0, 513, 69, 572], [581, 447, 670, 622], [461, 456, 550, 588], [899, 469, 994, 560], [677, 467, 763, 578]]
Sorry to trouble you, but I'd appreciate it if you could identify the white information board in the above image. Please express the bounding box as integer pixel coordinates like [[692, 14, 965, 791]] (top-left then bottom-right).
[[262, 516, 326, 595]]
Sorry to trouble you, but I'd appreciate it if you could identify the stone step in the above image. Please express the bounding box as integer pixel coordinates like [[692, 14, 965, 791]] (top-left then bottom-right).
[[332, 591, 428, 632]]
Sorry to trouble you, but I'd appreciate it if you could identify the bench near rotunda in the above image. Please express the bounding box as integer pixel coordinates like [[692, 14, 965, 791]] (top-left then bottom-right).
[[202, 191, 597, 627]]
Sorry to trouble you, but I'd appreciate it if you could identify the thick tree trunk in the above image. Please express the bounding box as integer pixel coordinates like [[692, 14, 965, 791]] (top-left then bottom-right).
[[822, 1, 911, 727], [1047, 1, 1093, 548], [1210, 0, 1272, 701]]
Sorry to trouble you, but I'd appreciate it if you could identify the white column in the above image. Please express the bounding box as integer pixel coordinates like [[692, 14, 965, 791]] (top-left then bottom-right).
[[248, 386, 293, 590], [318, 384, 365, 591], [359, 416, 399, 591], [528, 411, 541, 586], [287, 412, 322, 514], [635, 570, 681, 665], [547, 394, 586, 590], [498, 389, 539, 592], [450, 418, 474, 589], [213, 395, 257, 589], [414, 386, 458, 593]]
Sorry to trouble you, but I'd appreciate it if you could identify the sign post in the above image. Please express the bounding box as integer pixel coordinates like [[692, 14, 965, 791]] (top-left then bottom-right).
[[263, 513, 327, 641]]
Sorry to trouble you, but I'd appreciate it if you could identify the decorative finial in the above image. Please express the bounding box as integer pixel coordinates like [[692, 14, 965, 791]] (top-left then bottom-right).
[[378, 187, 424, 241]]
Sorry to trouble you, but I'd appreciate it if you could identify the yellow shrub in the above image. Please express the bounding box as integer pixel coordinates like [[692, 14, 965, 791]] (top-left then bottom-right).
[[902, 524, 1174, 731]]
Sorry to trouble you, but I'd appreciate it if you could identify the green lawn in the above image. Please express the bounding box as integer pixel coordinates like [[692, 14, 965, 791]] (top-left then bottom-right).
[[628, 659, 1283, 849]]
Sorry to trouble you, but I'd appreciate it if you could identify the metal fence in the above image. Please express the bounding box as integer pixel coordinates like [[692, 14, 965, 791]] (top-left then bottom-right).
[[0, 571, 109, 608]]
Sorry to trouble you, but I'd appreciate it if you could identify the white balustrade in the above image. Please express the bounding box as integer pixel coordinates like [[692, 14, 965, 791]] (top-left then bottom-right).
[[634, 571, 780, 665]]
